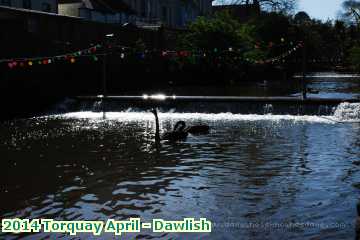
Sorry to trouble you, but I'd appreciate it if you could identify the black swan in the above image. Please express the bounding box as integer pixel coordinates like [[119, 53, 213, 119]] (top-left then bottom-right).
[[185, 125, 210, 135], [151, 109, 188, 141]]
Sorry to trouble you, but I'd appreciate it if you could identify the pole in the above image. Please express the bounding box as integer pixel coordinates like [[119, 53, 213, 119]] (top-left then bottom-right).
[[102, 53, 107, 97], [102, 53, 107, 119], [302, 41, 307, 100], [102, 33, 114, 119]]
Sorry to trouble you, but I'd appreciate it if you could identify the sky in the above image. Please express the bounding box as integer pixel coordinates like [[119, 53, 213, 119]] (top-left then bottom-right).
[[298, 0, 343, 21]]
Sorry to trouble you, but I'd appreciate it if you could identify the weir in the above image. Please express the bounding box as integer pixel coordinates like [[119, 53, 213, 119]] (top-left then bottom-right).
[[72, 95, 360, 116], [76, 95, 360, 104]]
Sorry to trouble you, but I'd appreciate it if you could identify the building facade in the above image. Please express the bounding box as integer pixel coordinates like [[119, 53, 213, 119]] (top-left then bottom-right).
[[122, 0, 212, 28], [59, 0, 212, 28], [0, 0, 58, 13], [58, 0, 134, 24]]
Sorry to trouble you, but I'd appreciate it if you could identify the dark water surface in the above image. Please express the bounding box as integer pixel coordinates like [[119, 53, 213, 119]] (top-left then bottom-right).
[[1, 112, 360, 240], [127, 71, 360, 98], [293, 72, 360, 99], [0, 72, 360, 240]]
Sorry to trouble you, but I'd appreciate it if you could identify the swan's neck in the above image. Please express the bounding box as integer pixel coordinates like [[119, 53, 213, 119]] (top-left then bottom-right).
[[154, 112, 160, 142], [175, 121, 186, 132]]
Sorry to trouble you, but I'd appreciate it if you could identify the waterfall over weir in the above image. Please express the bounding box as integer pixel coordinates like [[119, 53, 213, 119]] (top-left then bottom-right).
[[49, 97, 360, 123], [333, 102, 360, 121]]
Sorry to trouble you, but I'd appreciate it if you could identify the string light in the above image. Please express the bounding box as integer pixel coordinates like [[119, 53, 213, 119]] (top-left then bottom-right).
[[1, 44, 102, 68], [1, 41, 302, 69]]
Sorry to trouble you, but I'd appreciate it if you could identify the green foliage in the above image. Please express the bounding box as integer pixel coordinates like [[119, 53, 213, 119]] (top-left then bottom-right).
[[177, 7, 360, 71], [243, 49, 267, 61], [179, 11, 256, 52], [348, 45, 360, 71], [293, 16, 358, 65], [251, 12, 292, 43], [294, 11, 311, 24], [135, 38, 146, 52]]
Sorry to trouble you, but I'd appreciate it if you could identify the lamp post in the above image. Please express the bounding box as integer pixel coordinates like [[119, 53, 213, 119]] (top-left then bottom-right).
[[103, 33, 114, 97], [297, 21, 308, 100], [302, 41, 307, 100], [101, 33, 114, 118], [102, 53, 107, 98]]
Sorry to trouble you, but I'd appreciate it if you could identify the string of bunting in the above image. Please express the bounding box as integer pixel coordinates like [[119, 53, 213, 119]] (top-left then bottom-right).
[[1, 41, 303, 69], [158, 42, 303, 65], [251, 37, 294, 50], [1, 44, 102, 69], [248, 42, 303, 64]]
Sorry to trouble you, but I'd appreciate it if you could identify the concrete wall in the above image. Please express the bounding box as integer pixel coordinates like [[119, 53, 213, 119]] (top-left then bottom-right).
[[0, 5, 184, 59], [0, 0, 58, 13]]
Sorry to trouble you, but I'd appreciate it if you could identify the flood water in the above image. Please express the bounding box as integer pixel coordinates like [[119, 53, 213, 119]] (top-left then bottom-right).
[[1, 72, 360, 240]]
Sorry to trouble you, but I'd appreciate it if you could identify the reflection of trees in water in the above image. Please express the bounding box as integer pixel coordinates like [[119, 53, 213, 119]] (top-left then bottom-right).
[[2, 116, 360, 239], [199, 121, 313, 237]]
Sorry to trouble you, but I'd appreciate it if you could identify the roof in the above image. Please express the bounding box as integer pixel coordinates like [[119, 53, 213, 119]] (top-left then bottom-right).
[[59, 0, 134, 14]]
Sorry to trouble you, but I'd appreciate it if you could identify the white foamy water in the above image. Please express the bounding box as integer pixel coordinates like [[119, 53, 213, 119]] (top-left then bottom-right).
[[333, 102, 360, 122], [50, 102, 360, 124], [52, 111, 335, 124], [294, 72, 360, 78]]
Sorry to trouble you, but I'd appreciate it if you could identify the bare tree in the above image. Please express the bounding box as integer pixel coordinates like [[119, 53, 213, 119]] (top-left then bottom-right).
[[339, 0, 360, 25]]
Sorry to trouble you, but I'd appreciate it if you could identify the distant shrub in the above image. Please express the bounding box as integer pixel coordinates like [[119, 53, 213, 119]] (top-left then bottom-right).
[[348, 45, 360, 71]]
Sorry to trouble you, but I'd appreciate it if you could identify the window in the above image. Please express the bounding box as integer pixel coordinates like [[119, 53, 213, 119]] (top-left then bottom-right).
[[42, 2, 51, 12], [23, 0, 31, 9], [1, 0, 11, 6]]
